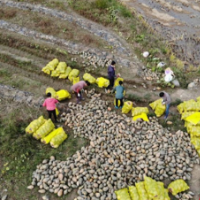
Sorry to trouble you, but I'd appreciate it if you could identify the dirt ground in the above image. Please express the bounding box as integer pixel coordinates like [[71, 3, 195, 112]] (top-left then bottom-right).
[[120, 0, 200, 67]]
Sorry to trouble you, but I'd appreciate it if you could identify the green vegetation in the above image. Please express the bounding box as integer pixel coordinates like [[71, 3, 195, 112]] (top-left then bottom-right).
[[0, 107, 89, 199]]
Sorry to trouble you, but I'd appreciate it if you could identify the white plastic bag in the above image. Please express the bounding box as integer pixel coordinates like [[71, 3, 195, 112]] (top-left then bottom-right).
[[164, 74, 173, 83]]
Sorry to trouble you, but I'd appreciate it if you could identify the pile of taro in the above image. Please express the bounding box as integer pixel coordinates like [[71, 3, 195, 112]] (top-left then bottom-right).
[[29, 91, 199, 200]]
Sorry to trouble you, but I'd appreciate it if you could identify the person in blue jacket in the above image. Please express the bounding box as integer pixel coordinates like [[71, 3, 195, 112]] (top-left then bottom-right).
[[113, 81, 125, 109], [105, 60, 117, 93]]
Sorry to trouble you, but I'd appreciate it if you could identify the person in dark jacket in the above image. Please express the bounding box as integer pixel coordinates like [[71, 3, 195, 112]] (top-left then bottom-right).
[[113, 81, 125, 109], [105, 61, 118, 93]]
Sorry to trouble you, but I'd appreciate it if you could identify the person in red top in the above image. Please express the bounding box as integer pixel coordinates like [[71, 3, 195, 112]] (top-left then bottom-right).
[[71, 80, 90, 104], [42, 93, 59, 122]]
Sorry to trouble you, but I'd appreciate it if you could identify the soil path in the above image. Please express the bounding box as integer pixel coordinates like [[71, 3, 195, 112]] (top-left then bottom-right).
[[120, 0, 200, 66]]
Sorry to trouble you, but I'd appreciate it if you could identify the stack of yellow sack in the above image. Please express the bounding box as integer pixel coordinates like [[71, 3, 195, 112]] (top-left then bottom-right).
[[149, 99, 166, 117], [122, 101, 133, 114], [25, 117, 67, 148], [41, 127, 67, 148], [25, 116, 46, 134], [83, 73, 96, 84], [42, 58, 76, 80], [59, 66, 72, 79], [177, 97, 200, 156], [131, 107, 149, 122], [51, 62, 67, 77], [96, 77, 110, 88], [42, 58, 59, 75], [33, 119, 55, 140], [45, 87, 71, 101], [115, 176, 189, 200]]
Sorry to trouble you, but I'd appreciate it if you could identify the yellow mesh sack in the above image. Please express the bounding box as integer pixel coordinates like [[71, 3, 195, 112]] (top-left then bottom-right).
[[188, 126, 200, 137], [191, 137, 200, 150], [168, 179, 189, 196], [115, 188, 131, 200], [177, 102, 185, 114], [178, 100, 197, 113], [133, 113, 149, 122], [59, 66, 71, 79], [131, 107, 149, 116], [96, 77, 110, 88], [56, 89, 71, 101], [122, 101, 133, 114], [181, 112, 195, 120], [42, 58, 59, 74], [156, 182, 165, 200], [155, 103, 166, 117], [144, 176, 159, 199], [45, 87, 57, 98], [197, 96, 200, 102], [149, 99, 161, 110], [197, 149, 200, 157], [83, 73, 96, 84], [185, 112, 200, 125], [25, 116, 46, 134], [50, 129, 67, 148], [41, 127, 63, 144], [56, 62, 67, 74], [135, 182, 149, 200], [55, 108, 59, 116], [68, 69, 80, 81], [128, 186, 139, 200], [72, 77, 80, 85], [42, 66, 51, 75], [114, 77, 124, 87], [150, 99, 165, 117], [47, 58, 59, 71], [65, 66, 72, 78], [33, 119, 55, 140], [163, 189, 170, 200], [51, 69, 60, 77]]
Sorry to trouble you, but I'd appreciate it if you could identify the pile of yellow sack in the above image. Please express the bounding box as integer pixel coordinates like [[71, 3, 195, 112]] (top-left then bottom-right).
[[120, 102, 149, 122], [149, 99, 166, 117], [46, 87, 71, 100], [115, 176, 189, 200], [42, 58, 80, 82], [25, 116, 67, 148], [177, 97, 200, 156]]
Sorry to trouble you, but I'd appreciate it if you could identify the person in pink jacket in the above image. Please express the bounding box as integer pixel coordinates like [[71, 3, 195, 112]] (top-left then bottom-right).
[[71, 80, 90, 104], [42, 93, 59, 122]]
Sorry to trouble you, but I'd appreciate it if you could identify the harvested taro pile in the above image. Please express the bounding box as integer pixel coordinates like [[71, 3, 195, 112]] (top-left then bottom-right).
[[29, 92, 199, 199]]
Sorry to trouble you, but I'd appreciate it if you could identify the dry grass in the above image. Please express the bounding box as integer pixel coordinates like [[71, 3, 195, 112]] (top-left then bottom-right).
[[0, 8, 17, 18]]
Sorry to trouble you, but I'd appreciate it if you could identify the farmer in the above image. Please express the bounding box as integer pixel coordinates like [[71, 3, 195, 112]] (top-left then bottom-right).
[[159, 91, 171, 121], [42, 92, 58, 123], [113, 81, 125, 109], [71, 80, 90, 104], [105, 60, 119, 93]]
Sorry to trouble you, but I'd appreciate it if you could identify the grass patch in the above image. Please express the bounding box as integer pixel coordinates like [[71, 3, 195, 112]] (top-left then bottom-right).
[[170, 99, 183, 107], [0, 109, 89, 199], [0, 68, 11, 77]]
